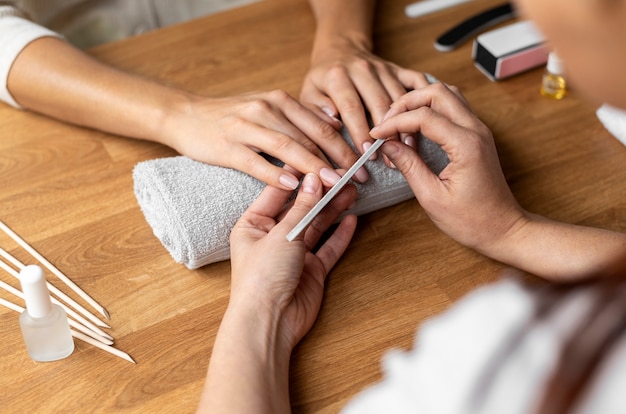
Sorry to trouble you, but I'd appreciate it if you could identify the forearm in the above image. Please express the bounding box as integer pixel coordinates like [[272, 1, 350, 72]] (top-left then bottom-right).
[[7, 36, 189, 147], [198, 303, 292, 414], [483, 212, 626, 281], [308, 0, 376, 57]]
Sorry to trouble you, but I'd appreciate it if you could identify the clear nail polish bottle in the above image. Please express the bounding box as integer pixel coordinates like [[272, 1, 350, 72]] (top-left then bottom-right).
[[19, 265, 74, 362], [540, 52, 567, 100]]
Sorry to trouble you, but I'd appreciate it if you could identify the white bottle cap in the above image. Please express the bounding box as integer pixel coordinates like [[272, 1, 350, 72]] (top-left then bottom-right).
[[547, 52, 564, 75], [20, 265, 53, 318]]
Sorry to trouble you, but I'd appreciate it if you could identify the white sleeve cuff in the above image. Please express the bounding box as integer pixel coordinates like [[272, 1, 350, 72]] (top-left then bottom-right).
[[0, 11, 63, 108]]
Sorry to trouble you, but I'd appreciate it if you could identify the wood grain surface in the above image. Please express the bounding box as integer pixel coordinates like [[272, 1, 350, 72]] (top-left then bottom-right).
[[1, 0, 625, 412]]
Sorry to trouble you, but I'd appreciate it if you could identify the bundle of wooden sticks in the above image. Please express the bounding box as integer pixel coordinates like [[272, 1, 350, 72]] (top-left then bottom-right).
[[0, 219, 134, 363]]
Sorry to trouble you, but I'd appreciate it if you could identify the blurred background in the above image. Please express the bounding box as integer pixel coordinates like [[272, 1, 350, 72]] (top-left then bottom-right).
[[15, 0, 260, 48]]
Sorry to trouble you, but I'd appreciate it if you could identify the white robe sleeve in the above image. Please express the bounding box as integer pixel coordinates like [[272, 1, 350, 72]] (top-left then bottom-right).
[[0, 6, 63, 108]]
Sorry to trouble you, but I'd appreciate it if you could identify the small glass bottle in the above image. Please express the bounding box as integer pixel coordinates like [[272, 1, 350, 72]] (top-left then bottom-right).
[[541, 52, 567, 100], [19, 265, 74, 362]]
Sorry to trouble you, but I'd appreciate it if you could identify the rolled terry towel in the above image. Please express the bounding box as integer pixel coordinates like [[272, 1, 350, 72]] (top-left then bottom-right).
[[133, 132, 449, 269], [597, 104, 626, 146]]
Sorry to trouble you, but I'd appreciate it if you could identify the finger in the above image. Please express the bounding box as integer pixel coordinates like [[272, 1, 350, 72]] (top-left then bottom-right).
[[314, 214, 358, 274], [220, 144, 302, 190], [371, 103, 477, 156], [276, 92, 366, 180], [241, 181, 295, 227], [231, 122, 347, 188], [301, 183, 357, 251], [300, 82, 342, 128], [395, 67, 432, 91], [379, 139, 444, 202], [322, 69, 374, 157], [276, 173, 325, 240], [346, 64, 395, 126], [374, 83, 481, 133]]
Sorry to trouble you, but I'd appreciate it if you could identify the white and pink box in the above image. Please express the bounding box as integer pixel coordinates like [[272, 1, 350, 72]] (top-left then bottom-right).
[[473, 20, 549, 81]]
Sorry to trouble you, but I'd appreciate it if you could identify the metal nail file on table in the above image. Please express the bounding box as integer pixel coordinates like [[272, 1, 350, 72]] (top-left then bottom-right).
[[286, 138, 387, 242]]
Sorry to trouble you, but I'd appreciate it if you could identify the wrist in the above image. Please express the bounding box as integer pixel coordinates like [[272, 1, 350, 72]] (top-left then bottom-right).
[[223, 297, 294, 360], [312, 29, 372, 61], [203, 301, 292, 413], [149, 88, 198, 150]]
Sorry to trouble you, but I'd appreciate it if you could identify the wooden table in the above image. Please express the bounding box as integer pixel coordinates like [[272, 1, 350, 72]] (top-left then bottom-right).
[[1, 0, 625, 412]]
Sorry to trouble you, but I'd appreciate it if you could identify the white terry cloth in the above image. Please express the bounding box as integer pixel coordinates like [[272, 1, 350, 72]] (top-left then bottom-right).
[[0, 7, 63, 108], [133, 131, 449, 269], [342, 277, 626, 414], [596, 104, 626, 146]]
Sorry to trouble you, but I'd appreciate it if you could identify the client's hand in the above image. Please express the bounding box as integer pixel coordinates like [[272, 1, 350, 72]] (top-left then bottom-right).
[[300, 37, 431, 157], [162, 91, 369, 189], [229, 173, 357, 347], [199, 173, 357, 414]]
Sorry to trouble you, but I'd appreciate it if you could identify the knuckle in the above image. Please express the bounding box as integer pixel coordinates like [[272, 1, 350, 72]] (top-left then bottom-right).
[[312, 119, 337, 141], [326, 65, 349, 80], [267, 89, 291, 103], [245, 98, 272, 114]]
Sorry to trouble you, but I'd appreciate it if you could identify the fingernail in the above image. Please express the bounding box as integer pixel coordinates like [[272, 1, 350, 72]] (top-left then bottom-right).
[[322, 107, 340, 123], [279, 174, 300, 190], [381, 141, 399, 158], [354, 166, 369, 183], [403, 135, 416, 149], [301, 174, 317, 194], [348, 200, 357, 210], [362, 142, 377, 160], [320, 168, 341, 186]]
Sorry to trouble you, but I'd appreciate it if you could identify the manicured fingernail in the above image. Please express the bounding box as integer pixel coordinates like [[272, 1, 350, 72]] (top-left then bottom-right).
[[301, 174, 317, 194], [362, 142, 377, 160], [403, 135, 416, 149], [320, 168, 341, 186], [279, 174, 300, 190], [354, 166, 369, 183], [322, 107, 340, 123]]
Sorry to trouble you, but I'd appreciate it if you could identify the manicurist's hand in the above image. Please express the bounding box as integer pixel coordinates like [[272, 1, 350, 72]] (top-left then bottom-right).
[[198, 173, 357, 414], [371, 83, 626, 280], [371, 82, 523, 254]]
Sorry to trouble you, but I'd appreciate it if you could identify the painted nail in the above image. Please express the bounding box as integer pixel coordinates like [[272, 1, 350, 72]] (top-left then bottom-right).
[[322, 107, 341, 123], [279, 174, 300, 190], [362, 142, 377, 160], [320, 168, 341, 186], [301, 174, 317, 194], [353, 166, 370, 183], [403, 135, 417, 149]]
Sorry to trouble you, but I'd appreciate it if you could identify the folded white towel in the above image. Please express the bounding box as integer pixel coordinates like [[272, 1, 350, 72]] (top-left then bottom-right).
[[596, 104, 626, 146], [133, 131, 449, 268]]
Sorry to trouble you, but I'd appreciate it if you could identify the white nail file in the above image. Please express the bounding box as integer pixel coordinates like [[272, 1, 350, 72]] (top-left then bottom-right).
[[286, 138, 386, 242]]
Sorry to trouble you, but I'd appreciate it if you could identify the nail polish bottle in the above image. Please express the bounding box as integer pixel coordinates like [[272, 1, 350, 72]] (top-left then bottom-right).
[[540, 52, 567, 100], [19, 265, 74, 362]]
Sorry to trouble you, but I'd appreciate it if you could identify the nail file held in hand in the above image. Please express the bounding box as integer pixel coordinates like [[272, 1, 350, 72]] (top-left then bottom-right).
[[286, 138, 386, 242]]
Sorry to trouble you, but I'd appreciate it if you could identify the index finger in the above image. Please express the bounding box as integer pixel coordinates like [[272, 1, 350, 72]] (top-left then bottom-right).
[[377, 83, 480, 132]]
